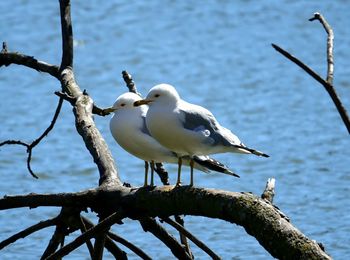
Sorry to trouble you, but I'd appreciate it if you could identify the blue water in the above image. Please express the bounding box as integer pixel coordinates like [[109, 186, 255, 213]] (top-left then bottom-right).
[[1, 1, 349, 259]]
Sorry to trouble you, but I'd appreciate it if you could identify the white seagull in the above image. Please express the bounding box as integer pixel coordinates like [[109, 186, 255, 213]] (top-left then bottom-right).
[[109, 92, 238, 187], [134, 84, 269, 186]]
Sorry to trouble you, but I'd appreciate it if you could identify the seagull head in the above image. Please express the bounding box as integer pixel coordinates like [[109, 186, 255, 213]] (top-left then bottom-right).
[[108, 92, 144, 113], [134, 84, 180, 107]]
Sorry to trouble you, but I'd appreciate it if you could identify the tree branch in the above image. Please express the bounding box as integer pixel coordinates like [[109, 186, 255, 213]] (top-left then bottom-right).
[[0, 96, 63, 179], [0, 42, 59, 78], [59, 0, 73, 69], [0, 186, 331, 259], [272, 43, 350, 134], [261, 178, 275, 203], [0, 217, 58, 250], [139, 217, 192, 260], [82, 217, 139, 259], [309, 12, 334, 84], [45, 211, 125, 260], [162, 217, 220, 259], [122, 70, 139, 95]]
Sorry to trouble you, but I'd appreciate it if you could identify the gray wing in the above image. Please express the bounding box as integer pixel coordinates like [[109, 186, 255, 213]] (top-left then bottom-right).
[[140, 115, 151, 136], [179, 106, 232, 146]]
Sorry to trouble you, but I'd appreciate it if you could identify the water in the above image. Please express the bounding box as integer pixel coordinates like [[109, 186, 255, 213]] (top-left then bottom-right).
[[1, 1, 349, 259]]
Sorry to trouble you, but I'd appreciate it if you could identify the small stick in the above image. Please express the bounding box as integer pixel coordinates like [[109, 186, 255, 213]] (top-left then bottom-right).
[[261, 178, 276, 203]]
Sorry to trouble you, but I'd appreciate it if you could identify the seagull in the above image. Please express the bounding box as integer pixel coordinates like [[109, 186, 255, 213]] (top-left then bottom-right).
[[134, 84, 269, 186], [109, 92, 238, 187]]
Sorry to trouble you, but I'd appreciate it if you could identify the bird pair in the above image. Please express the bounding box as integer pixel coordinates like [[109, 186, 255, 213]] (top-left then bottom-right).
[[109, 84, 268, 187]]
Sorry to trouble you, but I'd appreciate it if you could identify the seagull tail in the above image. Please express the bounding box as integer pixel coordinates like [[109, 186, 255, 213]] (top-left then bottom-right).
[[193, 156, 240, 178], [233, 145, 269, 158]]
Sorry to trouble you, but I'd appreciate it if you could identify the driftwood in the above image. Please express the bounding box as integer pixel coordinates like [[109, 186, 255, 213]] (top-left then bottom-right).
[[0, 2, 337, 259]]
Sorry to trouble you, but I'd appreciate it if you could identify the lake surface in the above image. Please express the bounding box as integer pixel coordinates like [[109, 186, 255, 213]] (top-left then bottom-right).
[[1, 1, 349, 259]]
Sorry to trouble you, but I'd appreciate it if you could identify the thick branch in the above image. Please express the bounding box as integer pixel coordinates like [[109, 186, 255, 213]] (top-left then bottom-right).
[[59, 0, 73, 69], [1, 187, 331, 259]]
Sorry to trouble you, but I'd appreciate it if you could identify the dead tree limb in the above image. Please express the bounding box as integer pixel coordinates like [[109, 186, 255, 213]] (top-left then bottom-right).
[[0, 186, 331, 259], [261, 178, 275, 203], [162, 217, 220, 260], [81, 217, 148, 259], [309, 12, 334, 84], [139, 217, 192, 260], [0, 1, 334, 259], [272, 13, 350, 134], [0, 217, 58, 250]]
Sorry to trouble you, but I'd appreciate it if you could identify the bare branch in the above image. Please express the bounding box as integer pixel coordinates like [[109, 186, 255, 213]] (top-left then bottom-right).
[[93, 232, 107, 260], [0, 44, 59, 78], [45, 212, 125, 260], [78, 216, 95, 258], [0, 96, 64, 179], [30, 97, 64, 148], [139, 217, 192, 260], [173, 215, 193, 258], [154, 163, 170, 185], [261, 178, 275, 203], [0, 217, 58, 250], [82, 217, 146, 259], [107, 231, 151, 259], [122, 70, 139, 94], [309, 12, 334, 84], [59, 0, 73, 69], [163, 217, 220, 259], [272, 43, 350, 134]]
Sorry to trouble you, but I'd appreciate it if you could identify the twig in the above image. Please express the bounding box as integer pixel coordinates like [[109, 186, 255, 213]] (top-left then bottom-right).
[[78, 216, 94, 258], [154, 163, 170, 185], [272, 43, 350, 134], [139, 217, 192, 260], [31, 97, 63, 148], [0, 217, 58, 249], [174, 215, 193, 258], [0, 43, 59, 78], [309, 12, 334, 84], [82, 217, 146, 259], [107, 232, 151, 260], [45, 212, 124, 260], [162, 217, 220, 260], [0, 96, 64, 179], [122, 70, 139, 94], [261, 178, 276, 203]]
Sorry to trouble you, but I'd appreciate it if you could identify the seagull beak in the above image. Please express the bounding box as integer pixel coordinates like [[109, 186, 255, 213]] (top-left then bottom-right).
[[104, 107, 117, 113], [134, 99, 153, 107]]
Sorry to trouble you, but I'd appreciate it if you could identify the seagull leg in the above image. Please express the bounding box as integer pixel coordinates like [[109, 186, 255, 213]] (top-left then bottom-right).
[[150, 161, 155, 187], [176, 157, 182, 187], [143, 161, 149, 187], [190, 158, 194, 186]]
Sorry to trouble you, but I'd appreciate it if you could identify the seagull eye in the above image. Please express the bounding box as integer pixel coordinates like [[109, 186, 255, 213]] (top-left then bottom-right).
[[120, 103, 126, 107], [154, 94, 160, 98]]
